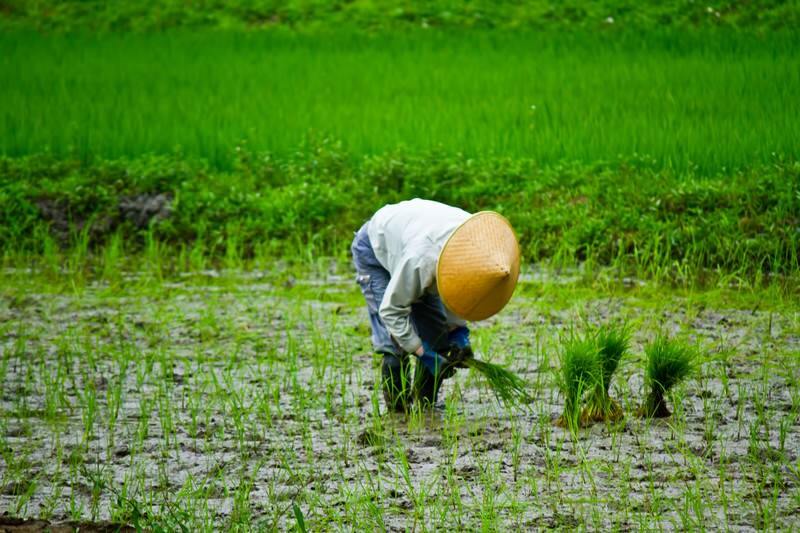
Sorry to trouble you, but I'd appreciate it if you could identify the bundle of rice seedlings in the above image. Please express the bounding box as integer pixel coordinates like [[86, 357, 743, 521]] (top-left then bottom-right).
[[555, 336, 600, 430], [582, 325, 630, 423], [637, 335, 696, 418], [462, 358, 533, 408]]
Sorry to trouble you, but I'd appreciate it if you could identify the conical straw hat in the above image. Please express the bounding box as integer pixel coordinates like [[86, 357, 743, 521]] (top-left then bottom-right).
[[437, 211, 520, 321]]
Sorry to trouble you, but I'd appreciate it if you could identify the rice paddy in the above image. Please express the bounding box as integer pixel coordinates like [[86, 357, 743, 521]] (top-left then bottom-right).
[[2, 2, 800, 530], [1, 267, 798, 529], [1, 30, 799, 170]]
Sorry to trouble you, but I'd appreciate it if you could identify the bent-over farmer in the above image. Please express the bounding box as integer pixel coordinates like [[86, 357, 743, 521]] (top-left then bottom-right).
[[351, 198, 520, 411]]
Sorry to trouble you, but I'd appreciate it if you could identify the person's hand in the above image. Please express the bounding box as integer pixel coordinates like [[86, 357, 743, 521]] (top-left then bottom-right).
[[448, 326, 470, 349], [417, 343, 457, 380], [447, 326, 473, 368]]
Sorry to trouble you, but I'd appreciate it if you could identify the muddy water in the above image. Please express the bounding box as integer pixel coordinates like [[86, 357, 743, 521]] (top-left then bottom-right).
[[1, 274, 798, 530]]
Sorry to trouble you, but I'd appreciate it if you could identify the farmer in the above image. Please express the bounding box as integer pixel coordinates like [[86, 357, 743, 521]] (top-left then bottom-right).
[[351, 198, 520, 412]]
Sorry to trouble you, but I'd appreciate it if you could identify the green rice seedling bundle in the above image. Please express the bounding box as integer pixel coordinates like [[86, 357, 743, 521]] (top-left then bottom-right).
[[462, 357, 533, 408], [638, 335, 696, 418], [583, 325, 630, 423], [556, 336, 600, 430]]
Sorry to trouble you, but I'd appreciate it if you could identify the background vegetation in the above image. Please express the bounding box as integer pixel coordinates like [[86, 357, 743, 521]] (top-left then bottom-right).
[[3, 151, 798, 284], [2, 0, 798, 32], [2, 31, 798, 170], [0, 1, 798, 286]]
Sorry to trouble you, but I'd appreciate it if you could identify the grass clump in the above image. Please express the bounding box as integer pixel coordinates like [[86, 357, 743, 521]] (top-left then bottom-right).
[[638, 335, 696, 418], [555, 336, 600, 431], [462, 358, 533, 408], [583, 325, 630, 423]]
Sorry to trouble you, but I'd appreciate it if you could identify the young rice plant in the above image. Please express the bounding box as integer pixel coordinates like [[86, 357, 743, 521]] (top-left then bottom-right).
[[556, 336, 600, 431], [638, 335, 696, 418], [582, 324, 630, 423]]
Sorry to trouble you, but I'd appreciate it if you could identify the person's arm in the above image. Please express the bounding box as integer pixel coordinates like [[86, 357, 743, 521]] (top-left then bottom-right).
[[379, 253, 458, 379], [378, 254, 432, 355]]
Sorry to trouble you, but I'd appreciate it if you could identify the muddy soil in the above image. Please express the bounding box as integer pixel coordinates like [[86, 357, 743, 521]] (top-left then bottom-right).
[[0, 273, 798, 530], [0, 515, 133, 532]]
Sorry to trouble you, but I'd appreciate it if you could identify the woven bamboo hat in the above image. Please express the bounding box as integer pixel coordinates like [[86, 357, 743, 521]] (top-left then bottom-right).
[[437, 211, 520, 321]]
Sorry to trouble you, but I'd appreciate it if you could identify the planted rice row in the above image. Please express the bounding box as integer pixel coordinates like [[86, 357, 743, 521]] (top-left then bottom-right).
[[556, 326, 696, 431]]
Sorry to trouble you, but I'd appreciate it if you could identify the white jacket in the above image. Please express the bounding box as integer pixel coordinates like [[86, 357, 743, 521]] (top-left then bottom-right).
[[367, 199, 469, 353]]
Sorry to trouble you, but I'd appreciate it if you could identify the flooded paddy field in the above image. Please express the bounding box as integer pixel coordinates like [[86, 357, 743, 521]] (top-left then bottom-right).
[[1, 270, 799, 530]]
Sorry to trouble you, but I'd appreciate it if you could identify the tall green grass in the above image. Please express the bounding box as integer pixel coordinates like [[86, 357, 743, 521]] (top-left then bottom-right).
[[1, 30, 798, 170]]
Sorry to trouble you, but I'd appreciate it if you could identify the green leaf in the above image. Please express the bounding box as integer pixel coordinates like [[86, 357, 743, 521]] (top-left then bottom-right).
[[292, 502, 307, 533]]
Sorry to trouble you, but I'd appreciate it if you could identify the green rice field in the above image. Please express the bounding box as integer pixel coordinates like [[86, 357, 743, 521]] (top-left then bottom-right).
[[1, 30, 799, 170], [2, 2, 800, 530]]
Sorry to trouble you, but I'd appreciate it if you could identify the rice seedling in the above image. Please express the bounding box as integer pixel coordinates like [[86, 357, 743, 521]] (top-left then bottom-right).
[[637, 335, 696, 418], [461, 357, 533, 408], [555, 336, 600, 431], [582, 324, 630, 423]]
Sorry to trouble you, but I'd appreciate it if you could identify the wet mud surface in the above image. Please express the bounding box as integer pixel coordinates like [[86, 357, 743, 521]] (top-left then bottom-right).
[[1, 273, 799, 529], [0, 515, 134, 532]]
